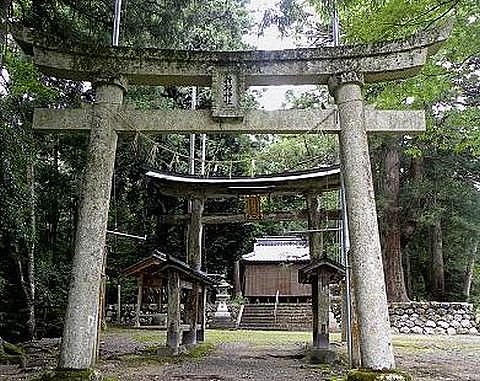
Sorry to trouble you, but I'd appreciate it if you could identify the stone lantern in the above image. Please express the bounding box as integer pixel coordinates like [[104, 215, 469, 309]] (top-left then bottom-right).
[[211, 278, 235, 328]]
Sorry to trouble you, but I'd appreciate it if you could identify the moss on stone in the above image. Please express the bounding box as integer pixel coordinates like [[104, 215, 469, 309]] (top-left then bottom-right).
[[38, 368, 102, 381], [3, 342, 26, 356], [0, 341, 27, 366], [347, 369, 413, 381]]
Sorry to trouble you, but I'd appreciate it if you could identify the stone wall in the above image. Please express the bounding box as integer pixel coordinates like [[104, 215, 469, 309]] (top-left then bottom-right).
[[105, 301, 479, 335], [105, 304, 166, 326], [389, 302, 478, 335]]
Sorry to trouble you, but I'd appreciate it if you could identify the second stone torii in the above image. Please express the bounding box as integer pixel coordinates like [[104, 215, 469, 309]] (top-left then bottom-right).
[[14, 22, 451, 378]]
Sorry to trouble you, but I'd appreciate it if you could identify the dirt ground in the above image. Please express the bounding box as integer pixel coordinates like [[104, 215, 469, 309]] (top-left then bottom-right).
[[1, 330, 479, 380]]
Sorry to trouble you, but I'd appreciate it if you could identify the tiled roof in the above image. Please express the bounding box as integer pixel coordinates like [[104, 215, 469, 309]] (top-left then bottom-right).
[[242, 236, 310, 262]]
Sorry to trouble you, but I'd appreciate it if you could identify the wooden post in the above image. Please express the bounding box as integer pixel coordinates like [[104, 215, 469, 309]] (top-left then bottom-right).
[[306, 192, 325, 348], [306, 193, 322, 258], [117, 284, 122, 324], [167, 271, 181, 355], [183, 286, 199, 347], [184, 195, 205, 346], [233, 260, 242, 297], [135, 274, 143, 328], [157, 286, 162, 313], [188, 196, 205, 270], [340, 280, 346, 342], [197, 286, 207, 342], [315, 272, 330, 349]]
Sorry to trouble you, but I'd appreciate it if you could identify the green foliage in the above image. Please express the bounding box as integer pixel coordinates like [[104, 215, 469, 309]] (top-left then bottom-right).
[[254, 133, 338, 174], [342, 0, 456, 43], [230, 295, 248, 306], [20, 0, 252, 50], [338, 0, 480, 301]]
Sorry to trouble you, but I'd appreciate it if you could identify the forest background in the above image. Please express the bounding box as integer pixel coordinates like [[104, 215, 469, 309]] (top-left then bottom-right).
[[0, 0, 479, 342]]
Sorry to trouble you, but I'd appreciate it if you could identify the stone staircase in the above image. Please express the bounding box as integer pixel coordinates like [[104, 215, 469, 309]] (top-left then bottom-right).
[[239, 303, 312, 331]]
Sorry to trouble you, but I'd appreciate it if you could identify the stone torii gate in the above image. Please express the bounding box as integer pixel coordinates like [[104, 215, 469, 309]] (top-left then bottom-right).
[[14, 23, 450, 377]]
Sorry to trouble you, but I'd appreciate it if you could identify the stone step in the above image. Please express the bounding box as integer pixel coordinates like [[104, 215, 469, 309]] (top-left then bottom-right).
[[240, 303, 314, 331], [239, 323, 312, 331]]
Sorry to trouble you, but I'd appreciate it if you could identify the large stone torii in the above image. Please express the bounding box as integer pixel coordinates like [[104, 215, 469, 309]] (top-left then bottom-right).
[[14, 23, 450, 376]]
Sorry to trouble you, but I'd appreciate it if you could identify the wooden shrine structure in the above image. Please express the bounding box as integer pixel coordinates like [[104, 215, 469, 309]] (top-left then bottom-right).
[[146, 166, 343, 350], [123, 251, 215, 354], [241, 236, 312, 303], [299, 257, 345, 349], [13, 22, 451, 377]]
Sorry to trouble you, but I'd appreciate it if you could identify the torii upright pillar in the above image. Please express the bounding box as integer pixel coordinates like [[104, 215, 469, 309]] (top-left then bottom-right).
[[59, 79, 125, 369], [329, 73, 395, 370]]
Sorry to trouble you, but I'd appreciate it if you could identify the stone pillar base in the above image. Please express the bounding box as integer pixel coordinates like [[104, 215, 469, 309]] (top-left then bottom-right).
[[196, 329, 205, 342], [182, 330, 197, 347], [347, 369, 412, 381], [41, 369, 102, 380], [305, 348, 338, 365]]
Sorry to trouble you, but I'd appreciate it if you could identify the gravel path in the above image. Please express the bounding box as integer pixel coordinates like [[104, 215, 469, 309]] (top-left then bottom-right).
[[1, 331, 479, 380], [394, 335, 480, 381], [98, 332, 480, 381], [101, 341, 344, 381]]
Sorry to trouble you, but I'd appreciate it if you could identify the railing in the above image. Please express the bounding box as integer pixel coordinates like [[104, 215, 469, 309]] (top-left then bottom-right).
[[273, 290, 280, 325], [236, 304, 245, 328]]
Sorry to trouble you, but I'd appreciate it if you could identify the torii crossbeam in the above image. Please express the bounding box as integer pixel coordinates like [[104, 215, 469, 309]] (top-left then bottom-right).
[[14, 21, 451, 377]]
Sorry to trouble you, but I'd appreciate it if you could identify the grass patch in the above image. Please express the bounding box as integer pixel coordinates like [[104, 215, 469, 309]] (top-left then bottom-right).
[[206, 330, 334, 347], [105, 328, 329, 348], [111, 342, 215, 368]]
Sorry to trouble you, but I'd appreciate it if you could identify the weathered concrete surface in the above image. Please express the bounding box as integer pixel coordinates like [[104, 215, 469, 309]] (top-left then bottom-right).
[[33, 107, 425, 134], [329, 73, 395, 370], [14, 23, 451, 86], [59, 81, 124, 369]]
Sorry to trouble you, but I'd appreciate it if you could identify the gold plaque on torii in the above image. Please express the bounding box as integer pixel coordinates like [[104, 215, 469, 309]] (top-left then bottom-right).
[[244, 195, 262, 220]]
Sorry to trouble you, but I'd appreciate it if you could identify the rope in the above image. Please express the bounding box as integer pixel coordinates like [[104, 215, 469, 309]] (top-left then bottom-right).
[[104, 104, 338, 175]]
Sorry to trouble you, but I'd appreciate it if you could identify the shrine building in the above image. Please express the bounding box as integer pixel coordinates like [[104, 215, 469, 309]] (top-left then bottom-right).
[[241, 236, 312, 304]]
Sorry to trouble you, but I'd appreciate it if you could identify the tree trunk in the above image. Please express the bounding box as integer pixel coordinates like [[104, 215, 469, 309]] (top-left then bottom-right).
[[403, 248, 413, 300], [49, 139, 60, 247], [13, 244, 35, 341], [400, 155, 425, 299], [382, 142, 409, 302], [0, 0, 11, 66], [233, 260, 242, 297], [25, 160, 36, 339], [428, 220, 445, 300], [463, 239, 478, 300]]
